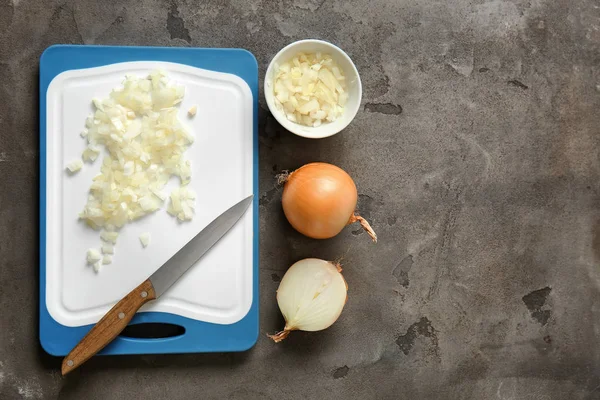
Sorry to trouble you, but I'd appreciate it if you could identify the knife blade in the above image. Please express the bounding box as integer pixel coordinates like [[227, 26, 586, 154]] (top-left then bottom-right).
[[61, 195, 254, 376]]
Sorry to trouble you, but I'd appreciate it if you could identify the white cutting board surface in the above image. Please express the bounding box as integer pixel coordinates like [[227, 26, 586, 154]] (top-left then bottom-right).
[[45, 61, 254, 327]]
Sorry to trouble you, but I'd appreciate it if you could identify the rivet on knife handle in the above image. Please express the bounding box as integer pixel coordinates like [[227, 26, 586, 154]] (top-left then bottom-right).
[[61, 279, 157, 376]]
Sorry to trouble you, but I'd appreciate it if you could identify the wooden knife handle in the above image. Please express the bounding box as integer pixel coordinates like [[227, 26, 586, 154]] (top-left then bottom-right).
[[61, 279, 157, 376]]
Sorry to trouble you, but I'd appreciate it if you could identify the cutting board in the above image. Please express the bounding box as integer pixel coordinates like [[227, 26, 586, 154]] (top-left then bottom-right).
[[39, 45, 258, 355]]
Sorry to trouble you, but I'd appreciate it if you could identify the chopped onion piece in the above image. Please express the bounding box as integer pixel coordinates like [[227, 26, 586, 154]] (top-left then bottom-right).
[[100, 230, 119, 243], [139, 232, 151, 248], [167, 187, 196, 221], [102, 243, 114, 254], [86, 248, 102, 264], [82, 147, 100, 162], [102, 255, 112, 265], [66, 159, 83, 173]]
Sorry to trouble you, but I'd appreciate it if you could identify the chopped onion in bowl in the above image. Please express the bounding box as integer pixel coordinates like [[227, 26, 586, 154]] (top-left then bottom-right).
[[273, 52, 347, 127]]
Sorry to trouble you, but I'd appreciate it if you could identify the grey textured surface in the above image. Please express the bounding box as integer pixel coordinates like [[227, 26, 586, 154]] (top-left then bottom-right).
[[1, 0, 600, 399]]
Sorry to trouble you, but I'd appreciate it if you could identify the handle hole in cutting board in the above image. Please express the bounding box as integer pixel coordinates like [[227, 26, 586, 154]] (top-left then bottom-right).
[[119, 323, 186, 339]]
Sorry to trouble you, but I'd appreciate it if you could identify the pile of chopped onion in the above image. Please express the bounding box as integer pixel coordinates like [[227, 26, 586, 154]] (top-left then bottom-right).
[[74, 70, 195, 272], [273, 52, 347, 127]]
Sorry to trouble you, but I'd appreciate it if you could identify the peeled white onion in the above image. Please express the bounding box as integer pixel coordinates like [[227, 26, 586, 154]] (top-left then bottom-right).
[[268, 258, 348, 342], [273, 52, 347, 127]]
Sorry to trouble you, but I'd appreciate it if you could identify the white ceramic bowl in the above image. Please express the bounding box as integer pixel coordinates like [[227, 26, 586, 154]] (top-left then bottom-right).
[[264, 39, 362, 139]]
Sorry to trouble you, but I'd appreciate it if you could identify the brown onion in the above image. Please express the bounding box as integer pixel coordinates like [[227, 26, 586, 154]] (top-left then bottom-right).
[[280, 162, 377, 241]]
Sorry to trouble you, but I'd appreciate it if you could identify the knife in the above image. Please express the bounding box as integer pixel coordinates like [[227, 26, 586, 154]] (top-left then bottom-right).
[[61, 195, 254, 376]]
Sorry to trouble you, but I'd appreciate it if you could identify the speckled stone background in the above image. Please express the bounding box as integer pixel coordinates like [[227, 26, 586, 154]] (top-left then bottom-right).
[[1, 0, 600, 399]]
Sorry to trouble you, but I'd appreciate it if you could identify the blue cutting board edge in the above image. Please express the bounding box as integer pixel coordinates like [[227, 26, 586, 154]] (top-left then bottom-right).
[[39, 44, 259, 356]]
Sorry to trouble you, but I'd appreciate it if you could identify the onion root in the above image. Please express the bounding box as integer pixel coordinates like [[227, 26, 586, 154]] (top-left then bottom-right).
[[268, 328, 293, 343], [348, 214, 377, 242], [276, 171, 290, 186], [334, 262, 343, 273]]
